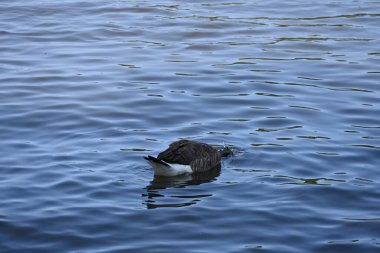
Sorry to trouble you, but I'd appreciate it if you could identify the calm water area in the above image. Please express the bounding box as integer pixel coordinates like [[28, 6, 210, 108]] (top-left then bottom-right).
[[1, 0, 380, 252]]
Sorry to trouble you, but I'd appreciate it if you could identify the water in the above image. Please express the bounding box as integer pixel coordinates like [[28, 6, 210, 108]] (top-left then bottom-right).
[[1, 0, 380, 252]]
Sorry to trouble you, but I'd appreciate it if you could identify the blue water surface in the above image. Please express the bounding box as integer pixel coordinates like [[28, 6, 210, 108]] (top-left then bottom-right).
[[1, 0, 380, 252]]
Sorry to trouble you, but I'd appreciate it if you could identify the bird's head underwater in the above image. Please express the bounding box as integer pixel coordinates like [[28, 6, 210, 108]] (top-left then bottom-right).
[[218, 145, 233, 157]]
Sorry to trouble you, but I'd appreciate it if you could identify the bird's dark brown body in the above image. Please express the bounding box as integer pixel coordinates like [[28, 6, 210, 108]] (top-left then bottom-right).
[[144, 140, 222, 176], [157, 140, 221, 173]]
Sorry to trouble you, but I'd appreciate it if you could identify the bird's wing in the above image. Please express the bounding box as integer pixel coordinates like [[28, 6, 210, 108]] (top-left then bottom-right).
[[190, 153, 221, 173], [157, 141, 200, 164]]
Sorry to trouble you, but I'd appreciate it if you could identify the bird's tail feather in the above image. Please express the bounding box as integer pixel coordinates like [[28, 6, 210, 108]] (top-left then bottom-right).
[[144, 156, 192, 177], [144, 156, 169, 166]]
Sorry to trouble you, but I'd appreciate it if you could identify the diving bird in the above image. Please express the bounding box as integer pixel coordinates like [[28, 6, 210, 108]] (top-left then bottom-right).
[[144, 139, 232, 177]]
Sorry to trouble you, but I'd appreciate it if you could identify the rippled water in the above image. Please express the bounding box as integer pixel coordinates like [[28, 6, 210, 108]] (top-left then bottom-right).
[[1, 1, 380, 252]]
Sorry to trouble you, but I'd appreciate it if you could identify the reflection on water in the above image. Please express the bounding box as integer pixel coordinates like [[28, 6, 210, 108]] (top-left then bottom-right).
[[143, 167, 221, 209]]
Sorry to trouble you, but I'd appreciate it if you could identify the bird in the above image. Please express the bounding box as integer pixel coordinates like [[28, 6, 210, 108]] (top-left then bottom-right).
[[144, 139, 232, 177]]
